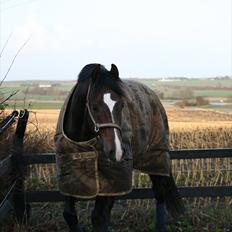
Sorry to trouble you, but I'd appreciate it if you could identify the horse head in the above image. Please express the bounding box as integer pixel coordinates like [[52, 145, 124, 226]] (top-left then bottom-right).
[[85, 64, 127, 161]]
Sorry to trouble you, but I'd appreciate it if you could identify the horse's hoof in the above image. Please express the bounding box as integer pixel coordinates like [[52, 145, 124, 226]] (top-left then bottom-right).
[[70, 224, 85, 232], [155, 226, 167, 232], [92, 225, 109, 232]]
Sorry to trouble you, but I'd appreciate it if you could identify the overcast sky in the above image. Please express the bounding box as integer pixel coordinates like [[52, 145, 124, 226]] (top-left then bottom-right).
[[0, 0, 231, 80]]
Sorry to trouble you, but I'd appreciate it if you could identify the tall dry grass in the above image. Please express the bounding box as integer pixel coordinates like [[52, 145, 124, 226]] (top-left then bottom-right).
[[24, 109, 232, 194], [22, 114, 232, 231], [1, 108, 232, 231]]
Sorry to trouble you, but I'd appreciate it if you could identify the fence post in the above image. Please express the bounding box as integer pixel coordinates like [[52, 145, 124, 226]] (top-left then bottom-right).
[[12, 109, 29, 223]]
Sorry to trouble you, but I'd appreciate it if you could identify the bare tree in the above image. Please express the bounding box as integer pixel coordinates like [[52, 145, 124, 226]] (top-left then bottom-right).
[[0, 35, 31, 108], [0, 36, 31, 86]]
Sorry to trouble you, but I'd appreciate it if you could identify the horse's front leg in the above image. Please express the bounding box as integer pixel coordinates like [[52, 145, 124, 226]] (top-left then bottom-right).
[[91, 196, 115, 232], [150, 175, 168, 232], [63, 196, 83, 232]]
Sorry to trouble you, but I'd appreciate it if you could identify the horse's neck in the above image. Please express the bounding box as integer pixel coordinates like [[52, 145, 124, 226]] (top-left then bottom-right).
[[65, 87, 94, 142]]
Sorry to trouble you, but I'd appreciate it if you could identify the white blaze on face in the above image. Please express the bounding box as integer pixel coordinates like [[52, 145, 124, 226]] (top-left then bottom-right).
[[103, 93, 123, 161]]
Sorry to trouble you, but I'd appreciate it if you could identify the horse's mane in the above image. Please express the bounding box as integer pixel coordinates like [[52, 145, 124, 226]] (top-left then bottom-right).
[[64, 64, 124, 141]]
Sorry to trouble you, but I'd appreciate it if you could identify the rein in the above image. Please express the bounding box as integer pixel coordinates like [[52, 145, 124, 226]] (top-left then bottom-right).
[[86, 83, 122, 133]]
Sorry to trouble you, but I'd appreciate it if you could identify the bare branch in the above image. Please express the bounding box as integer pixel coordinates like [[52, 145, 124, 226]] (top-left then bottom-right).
[[0, 36, 31, 87], [0, 90, 19, 105], [0, 32, 13, 58], [23, 87, 29, 108]]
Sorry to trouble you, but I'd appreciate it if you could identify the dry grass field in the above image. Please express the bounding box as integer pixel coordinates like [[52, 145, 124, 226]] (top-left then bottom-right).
[[26, 108, 232, 149], [1, 107, 232, 232], [27, 107, 232, 129], [23, 107, 232, 153]]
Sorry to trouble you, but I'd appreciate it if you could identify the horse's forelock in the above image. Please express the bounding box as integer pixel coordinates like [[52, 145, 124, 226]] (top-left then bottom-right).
[[77, 63, 124, 97], [93, 69, 124, 97], [77, 63, 100, 83]]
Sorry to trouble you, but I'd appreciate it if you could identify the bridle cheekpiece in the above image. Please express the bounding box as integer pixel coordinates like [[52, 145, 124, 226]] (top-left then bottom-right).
[[86, 83, 122, 134]]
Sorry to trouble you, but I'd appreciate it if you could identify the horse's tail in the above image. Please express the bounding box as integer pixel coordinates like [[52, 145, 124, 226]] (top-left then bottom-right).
[[151, 173, 185, 217], [164, 173, 185, 217]]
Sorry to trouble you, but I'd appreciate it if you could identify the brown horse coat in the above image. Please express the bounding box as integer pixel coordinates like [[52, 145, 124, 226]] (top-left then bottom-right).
[[54, 81, 170, 198]]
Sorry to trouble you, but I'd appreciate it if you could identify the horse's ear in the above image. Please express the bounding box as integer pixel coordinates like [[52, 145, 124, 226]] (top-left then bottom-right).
[[110, 64, 119, 79], [92, 64, 101, 82]]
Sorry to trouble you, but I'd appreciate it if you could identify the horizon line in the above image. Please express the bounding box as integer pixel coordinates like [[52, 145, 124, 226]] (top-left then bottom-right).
[[3, 75, 232, 82]]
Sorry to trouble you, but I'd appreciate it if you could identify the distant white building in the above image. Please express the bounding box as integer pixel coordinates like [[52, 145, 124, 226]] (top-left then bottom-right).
[[159, 78, 180, 82], [38, 84, 52, 88]]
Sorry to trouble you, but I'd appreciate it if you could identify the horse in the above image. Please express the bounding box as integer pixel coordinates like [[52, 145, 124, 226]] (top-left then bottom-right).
[[54, 63, 184, 232]]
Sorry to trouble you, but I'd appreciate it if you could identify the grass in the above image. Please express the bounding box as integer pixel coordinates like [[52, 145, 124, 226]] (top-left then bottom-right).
[[203, 106, 232, 113], [135, 78, 232, 87], [2, 79, 232, 108], [1, 107, 232, 231], [6, 102, 63, 110], [193, 90, 232, 97], [1, 201, 231, 231]]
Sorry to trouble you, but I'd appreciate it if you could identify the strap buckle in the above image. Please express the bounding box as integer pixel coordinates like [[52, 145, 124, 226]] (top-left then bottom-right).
[[94, 124, 100, 133]]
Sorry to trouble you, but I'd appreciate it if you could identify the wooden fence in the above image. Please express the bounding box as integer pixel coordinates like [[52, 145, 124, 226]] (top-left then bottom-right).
[[0, 110, 232, 223], [0, 109, 29, 223]]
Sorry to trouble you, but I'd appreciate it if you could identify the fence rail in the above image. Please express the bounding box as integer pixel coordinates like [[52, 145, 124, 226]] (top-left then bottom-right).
[[24, 186, 232, 203], [20, 148, 232, 202], [23, 148, 232, 165]]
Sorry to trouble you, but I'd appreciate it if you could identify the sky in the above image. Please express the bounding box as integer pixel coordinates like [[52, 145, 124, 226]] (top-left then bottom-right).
[[0, 0, 231, 81]]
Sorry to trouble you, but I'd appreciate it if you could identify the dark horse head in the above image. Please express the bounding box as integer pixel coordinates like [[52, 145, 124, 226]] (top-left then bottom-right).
[[64, 63, 126, 161]]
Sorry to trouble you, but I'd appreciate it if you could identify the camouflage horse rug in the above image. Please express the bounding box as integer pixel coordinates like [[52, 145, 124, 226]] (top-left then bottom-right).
[[54, 80, 170, 198]]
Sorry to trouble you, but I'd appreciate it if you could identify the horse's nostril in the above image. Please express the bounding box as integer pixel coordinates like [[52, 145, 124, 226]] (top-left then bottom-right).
[[103, 146, 115, 161]]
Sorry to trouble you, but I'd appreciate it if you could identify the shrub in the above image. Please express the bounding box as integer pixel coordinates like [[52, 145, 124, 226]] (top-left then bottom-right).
[[195, 96, 209, 106], [176, 97, 209, 108]]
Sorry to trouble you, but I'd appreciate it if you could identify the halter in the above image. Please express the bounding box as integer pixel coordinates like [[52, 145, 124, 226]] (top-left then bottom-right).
[[86, 83, 122, 133]]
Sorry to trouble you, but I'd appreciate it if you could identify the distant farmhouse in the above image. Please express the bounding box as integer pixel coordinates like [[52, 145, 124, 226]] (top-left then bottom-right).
[[158, 77, 189, 82], [39, 84, 52, 88], [21, 82, 61, 88], [38, 83, 61, 88], [158, 78, 181, 82]]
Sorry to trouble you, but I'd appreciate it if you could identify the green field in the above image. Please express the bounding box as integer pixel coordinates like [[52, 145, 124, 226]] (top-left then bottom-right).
[[193, 90, 232, 97], [6, 102, 63, 109], [1, 77, 232, 110]]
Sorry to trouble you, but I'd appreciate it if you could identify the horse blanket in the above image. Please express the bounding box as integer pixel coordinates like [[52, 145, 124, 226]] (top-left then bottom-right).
[[54, 80, 170, 198]]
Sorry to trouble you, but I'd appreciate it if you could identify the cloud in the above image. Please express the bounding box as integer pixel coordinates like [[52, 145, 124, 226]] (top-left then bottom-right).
[[7, 16, 78, 54]]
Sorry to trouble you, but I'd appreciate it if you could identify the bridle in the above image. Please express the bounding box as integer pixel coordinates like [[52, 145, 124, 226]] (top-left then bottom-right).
[[86, 83, 122, 134]]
